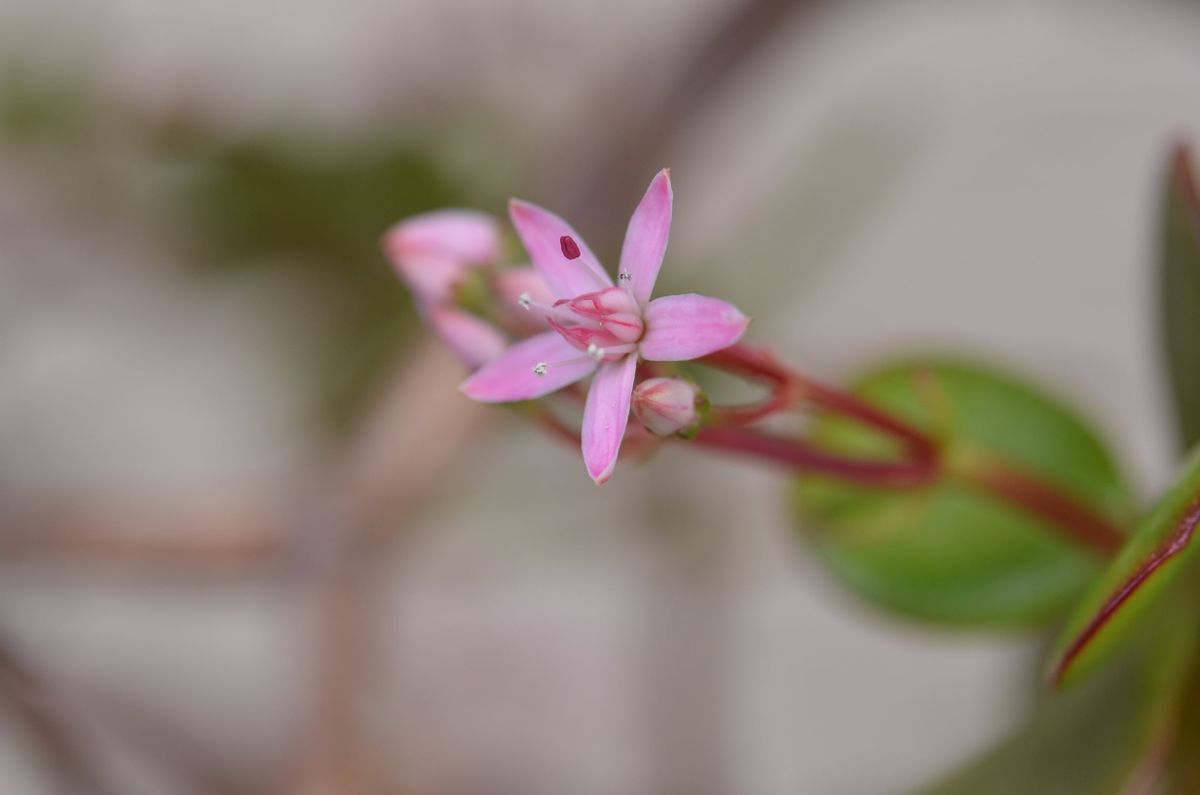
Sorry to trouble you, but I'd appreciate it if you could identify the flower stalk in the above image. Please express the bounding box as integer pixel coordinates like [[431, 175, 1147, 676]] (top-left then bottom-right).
[[692, 426, 937, 488], [695, 344, 1124, 556]]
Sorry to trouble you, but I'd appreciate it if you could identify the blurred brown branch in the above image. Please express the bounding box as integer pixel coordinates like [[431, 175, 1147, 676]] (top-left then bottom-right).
[[0, 634, 268, 795], [0, 342, 486, 573], [566, 0, 831, 244], [0, 640, 111, 795], [0, 341, 488, 795], [285, 341, 489, 795], [0, 498, 282, 570]]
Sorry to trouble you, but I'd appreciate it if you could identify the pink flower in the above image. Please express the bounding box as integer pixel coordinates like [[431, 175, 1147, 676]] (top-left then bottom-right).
[[461, 170, 749, 484], [383, 209, 501, 306]]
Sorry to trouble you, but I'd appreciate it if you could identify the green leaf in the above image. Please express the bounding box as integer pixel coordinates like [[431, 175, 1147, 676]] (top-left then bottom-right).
[[914, 609, 1196, 795], [1048, 445, 1200, 687], [794, 360, 1133, 627], [1161, 144, 1200, 450]]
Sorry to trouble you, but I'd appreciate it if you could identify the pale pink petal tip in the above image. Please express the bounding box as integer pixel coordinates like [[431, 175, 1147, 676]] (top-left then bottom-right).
[[429, 308, 507, 367], [638, 294, 749, 362], [392, 251, 463, 306], [618, 169, 673, 305], [581, 355, 639, 484], [384, 210, 501, 305], [385, 209, 501, 265], [460, 331, 597, 403]]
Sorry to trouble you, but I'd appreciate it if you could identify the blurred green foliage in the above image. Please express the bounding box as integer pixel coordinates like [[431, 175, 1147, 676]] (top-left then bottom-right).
[[919, 443, 1200, 793], [796, 360, 1132, 627], [1048, 445, 1200, 687], [0, 60, 484, 426], [915, 145, 1200, 793], [1160, 146, 1200, 451], [173, 140, 473, 424], [916, 611, 1195, 795], [0, 60, 96, 144], [1036, 140, 1200, 702]]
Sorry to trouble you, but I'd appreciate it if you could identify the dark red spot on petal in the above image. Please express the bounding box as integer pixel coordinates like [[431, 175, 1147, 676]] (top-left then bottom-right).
[[560, 235, 581, 260]]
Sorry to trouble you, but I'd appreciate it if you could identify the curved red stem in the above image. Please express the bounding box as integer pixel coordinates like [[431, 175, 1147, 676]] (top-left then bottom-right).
[[697, 342, 1122, 557], [693, 426, 937, 488]]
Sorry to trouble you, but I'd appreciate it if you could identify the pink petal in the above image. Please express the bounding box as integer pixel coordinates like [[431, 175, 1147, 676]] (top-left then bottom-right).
[[493, 265, 556, 331], [638, 294, 750, 362], [392, 250, 463, 305], [428, 307, 508, 367], [618, 169, 673, 305], [385, 209, 501, 265], [493, 266, 555, 307], [581, 354, 638, 485], [461, 331, 597, 403], [509, 199, 613, 299]]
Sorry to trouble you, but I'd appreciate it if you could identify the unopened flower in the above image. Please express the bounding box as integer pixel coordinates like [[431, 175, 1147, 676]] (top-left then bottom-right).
[[383, 209, 501, 306], [632, 377, 705, 436], [461, 169, 749, 484]]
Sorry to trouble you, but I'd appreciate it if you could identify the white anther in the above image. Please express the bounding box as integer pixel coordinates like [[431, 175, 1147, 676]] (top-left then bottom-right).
[[618, 272, 632, 282], [518, 292, 532, 310], [533, 362, 549, 377], [586, 343, 606, 361]]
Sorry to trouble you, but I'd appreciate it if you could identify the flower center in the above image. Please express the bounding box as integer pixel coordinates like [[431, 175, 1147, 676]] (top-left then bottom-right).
[[519, 286, 645, 374]]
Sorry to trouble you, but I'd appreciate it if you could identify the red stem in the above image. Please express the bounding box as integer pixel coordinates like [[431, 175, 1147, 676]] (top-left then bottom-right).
[[701, 343, 935, 455], [697, 342, 1122, 557], [957, 457, 1125, 556], [802, 381, 936, 457], [693, 426, 937, 488]]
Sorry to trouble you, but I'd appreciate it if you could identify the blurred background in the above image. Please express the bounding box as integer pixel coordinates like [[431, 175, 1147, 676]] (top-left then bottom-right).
[[2, 0, 1200, 793]]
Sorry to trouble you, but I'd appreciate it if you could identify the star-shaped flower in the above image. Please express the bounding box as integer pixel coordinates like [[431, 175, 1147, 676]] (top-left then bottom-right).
[[461, 170, 749, 483]]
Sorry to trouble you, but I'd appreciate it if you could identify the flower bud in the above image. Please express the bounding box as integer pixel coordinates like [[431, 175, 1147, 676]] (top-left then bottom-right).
[[632, 377, 705, 437], [383, 210, 501, 306]]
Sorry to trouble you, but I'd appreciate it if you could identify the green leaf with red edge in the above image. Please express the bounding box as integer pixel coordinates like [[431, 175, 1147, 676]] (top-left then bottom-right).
[[1047, 445, 1200, 687], [794, 360, 1133, 627], [913, 603, 1197, 795], [1161, 144, 1200, 450], [1053, 141, 1200, 687]]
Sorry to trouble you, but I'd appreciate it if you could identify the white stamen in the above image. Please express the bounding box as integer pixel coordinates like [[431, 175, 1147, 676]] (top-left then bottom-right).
[[618, 272, 632, 282], [587, 343, 606, 361], [518, 292, 532, 310], [533, 362, 549, 377]]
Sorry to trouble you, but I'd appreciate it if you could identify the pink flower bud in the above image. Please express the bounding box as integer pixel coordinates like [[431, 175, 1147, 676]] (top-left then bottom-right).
[[632, 377, 704, 436], [383, 210, 501, 305]]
